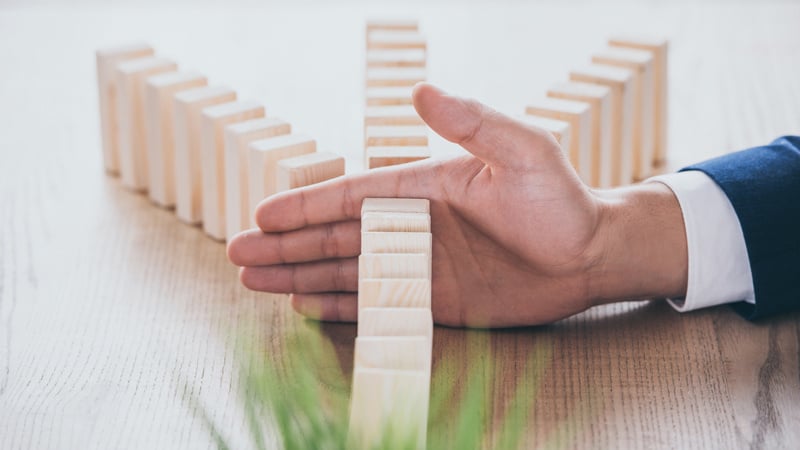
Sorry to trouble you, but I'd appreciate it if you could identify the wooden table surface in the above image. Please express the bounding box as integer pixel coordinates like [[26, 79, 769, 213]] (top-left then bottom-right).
[[1, 2, 799, 449]]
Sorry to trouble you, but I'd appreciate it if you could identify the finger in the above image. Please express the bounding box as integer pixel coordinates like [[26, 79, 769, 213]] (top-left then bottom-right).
[[412, 82, 559, 169], [239, 257, 358, 293], [290, 293, 358, 323], [227, 220, 361, 266]]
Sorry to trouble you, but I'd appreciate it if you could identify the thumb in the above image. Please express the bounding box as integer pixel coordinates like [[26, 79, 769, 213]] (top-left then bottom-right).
[[412, 82, 559, 169]]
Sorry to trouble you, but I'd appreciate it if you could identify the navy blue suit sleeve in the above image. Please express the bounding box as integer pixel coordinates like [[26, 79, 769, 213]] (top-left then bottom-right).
[[681, 135, 800, 320]]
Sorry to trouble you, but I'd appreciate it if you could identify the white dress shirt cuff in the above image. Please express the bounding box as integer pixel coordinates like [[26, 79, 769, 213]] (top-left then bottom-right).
[[646, 171, 755, 312]]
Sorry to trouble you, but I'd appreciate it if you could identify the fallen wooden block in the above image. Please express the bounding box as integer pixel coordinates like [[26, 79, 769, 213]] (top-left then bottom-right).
[[114, 57, 178, 191], [361, 212, 431, 232], [366, 146, 430, 169], [361, 231, 432, 254], [366, 31, 427, 51], [366, 49, 427, 68], [364, 105, 424, 127], [358, 254, 431, 279], [248, 134, 316, 228], [365, 125, 428, 146], [366, 86, 415, 106], [366, 68, 427, 88], [362, 198, 430, 215], [224, 118, 291, 240], [517, 115, 572, 155], [96, 43, 154, 175], [609, 36, 669, 165], [173, 86, 237, 224], [366, 19, 418, 34], [358, 278, 432, 310], [358, 307, 433, 341], [525, 98, 592, 183], [276, 152, 345, 191], [354, 336, 431, 371], [547, 82, 612, 188], [570, 65, 635, 186], [143, 71, 208, 207]]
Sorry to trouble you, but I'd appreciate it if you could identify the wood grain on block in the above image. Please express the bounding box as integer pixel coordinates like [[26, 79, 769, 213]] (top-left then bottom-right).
[[593, 47, 655, 180], [224, 118, 291, 240], [347, 368, 429, 450], [366, 86, 414, 106], [570, 65, 635, 186], [366, 146, 430, 169], [173, 86, 237, 224], [248, 135, 316, 228], [361, 231, 431, 254], [362, 198, 430, 214], [200, 101, 265, 240], [609, 36, 669, 164], [366, 49, 427, 68], [547, 82, 613, 187], [525, 98, 592, 183], [354, 336, 431, 371], [366, 31, 427, 50], [114, 57, 177, 191], [275, 152, 345, 191], [358, 278, 432, 310], [143, 71, 207, 207], [365, 125, 428, 146], [361, 212, 431, 232], [517, 114, 572, 151], [358, 254, 431, 279], [96, 43, 154, 174], [358, 308, 433, 341], [366, 19, 418, 33], [364, 105, 424, 127], [365, 68, 426, 88]]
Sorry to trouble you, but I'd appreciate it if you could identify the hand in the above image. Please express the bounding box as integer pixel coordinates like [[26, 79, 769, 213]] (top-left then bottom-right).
[[227, 83, 688, 327]]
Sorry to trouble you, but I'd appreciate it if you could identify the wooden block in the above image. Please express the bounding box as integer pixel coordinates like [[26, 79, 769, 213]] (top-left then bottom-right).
[[348, 368, 429, 450], [224, 118, 291, 240], [361, 212, 430, 232], [366, 86, 414, 106], [248, 135, 316, 228], [173, 86, 237, 224], [361, 198, 430, 215], [361, 231, 431, 254], [593, 47, 656, 180], [609, 36, 669, 164], [358, 307, 433, 341], [96, 43, 154, 174], [366, 19, 418, 34], [358, 278, 432, 310], [365, 125, 428, 146], [114, 57, 177, 191], [276, 152, 345, 191], [366, 146, 430, 169], [547, 82, 612, 187], [525, 98, 592, 183], [355, 336, 431, 372], [358, 254, 431, 279], [517, 115, 572, 151], [366, 68, 426, 88], [570, 65, 635, 186], [366, 31, 427, 51], [364, 105, 424, 127], [143, 71, 208, 207], [366, 49, 427, 68]]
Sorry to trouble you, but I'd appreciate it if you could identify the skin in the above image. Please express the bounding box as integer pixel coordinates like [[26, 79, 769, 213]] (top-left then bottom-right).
[[227, 83, 688, 328]]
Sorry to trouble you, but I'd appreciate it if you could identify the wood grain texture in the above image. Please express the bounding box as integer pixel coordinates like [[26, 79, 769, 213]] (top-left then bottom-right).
[[357, 278, 433, 311], [366, 146, 430, 169], [358, 308, 434, 341], [275, 151, 345, 191]]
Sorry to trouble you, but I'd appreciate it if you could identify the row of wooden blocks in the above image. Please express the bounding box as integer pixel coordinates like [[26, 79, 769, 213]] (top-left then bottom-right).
[[524, 36, 669, 187], [348, 197, 434, 449], [364, 20, 431, 170], [96, 44, 345, 241]]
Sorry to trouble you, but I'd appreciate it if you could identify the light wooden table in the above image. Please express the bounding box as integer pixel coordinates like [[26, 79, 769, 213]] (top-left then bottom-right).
[[1, 2, 799, 449]]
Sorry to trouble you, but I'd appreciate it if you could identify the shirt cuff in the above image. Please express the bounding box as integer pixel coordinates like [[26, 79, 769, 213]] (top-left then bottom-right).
[[646, 171, 755, 312]]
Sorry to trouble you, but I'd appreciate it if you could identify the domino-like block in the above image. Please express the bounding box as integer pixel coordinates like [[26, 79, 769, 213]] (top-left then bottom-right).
[[144, 71, 208, 207], [358, 307, 433, 341], [276, 152, 345, 191], [358, 254, 431, 279], [366, 31, 427, 51], [248, 135, 316, 228], [364, 105, 424, 127], [96, 43, 154, 174], [366, 49, 427, 69], [366, 19, 418, 34], [525, 98, 592, 183], [354, 336, 431, 371], [358, 278, 432, 310], [570, 65, 635, 186], [365, 125, 428, 147], [366, 86, 415, 106], [517, 115, 572, 155], [609, 36, 669, 165], [593, 47, 655, 179], [361, 212, 431, 232], [547, 82, 612, 187], [224, 118, 291, 239], [366, 147, 430, 169], [366, 68, 427, 88], [115, 57, 178, 191], [173, 86, 237, 224], [362, 198, 430, 215], [361, 232, 432, 254]]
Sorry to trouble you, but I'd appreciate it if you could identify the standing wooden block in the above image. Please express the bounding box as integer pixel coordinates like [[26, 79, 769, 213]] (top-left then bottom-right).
[[361, 231, 432, 254], [609, 36, 669, 165], [361, 212, 431, 232], [276, 152, 345, 191], [248, 135, 316, 228], [114, 57, 177, 191], [364, 105, 424, 127], [570, 65, 635, 186], [143, 71, 208, 207], [362, 198, 430, 215], [547, 82, 612, 187], [96, 43, 154, 174], [173, 86, 237, 224], [517, 115, 572, 155], [365, 125, 428, 146], [366, 49, 427, 68], [358, 278, 432, 311], [358, 307, 433, 341], [366, 147, 430, 169], [355, 336, 431, 372], [359, 254, 431, 279], [366, 31, 427, 51], [224, 118, 291, 240], [199, 101, 265, 240], [366, 68, 427, 88], [525, 98, 592, 183], [366, 86, 414, 106]]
